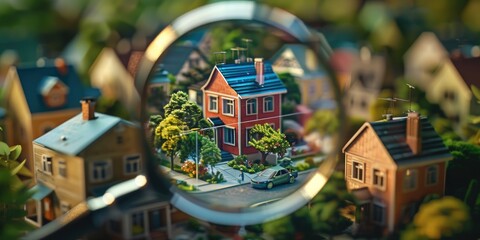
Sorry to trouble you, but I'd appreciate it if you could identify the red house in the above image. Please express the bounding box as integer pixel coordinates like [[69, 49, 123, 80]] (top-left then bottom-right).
[[202, 58, 287, 159]]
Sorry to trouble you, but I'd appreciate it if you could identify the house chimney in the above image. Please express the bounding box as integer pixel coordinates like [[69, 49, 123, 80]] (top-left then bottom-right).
[[80, 98, 96, 120], [406, 111, 421, 154], [55, 58, 68, 75], [254, 58, 264, 86]]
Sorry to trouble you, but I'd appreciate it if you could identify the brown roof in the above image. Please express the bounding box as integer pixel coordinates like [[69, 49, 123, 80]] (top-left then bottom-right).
[[451, 56, 480, 88]]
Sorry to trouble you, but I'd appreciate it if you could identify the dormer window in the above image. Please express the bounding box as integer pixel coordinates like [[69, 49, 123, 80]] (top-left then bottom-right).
[[39, 76, 69, 108]]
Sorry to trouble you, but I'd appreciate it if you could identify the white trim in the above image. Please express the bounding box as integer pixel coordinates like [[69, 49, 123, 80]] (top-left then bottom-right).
[[89, 159, 113, 183], [263, 96, 274, 113], [237, 90, 287, 99], [237, 97, 242, 155], [372, 168, 386, 191], [208, 94, 218, 113], [58, 159, 67, 178], [222, 97, 235, 117], [246, 98, 258, 115], [123, 154, 142, 175], [351, 160, 365, 183], [223, 126, 235, 146], [41, 154, 53, 175]]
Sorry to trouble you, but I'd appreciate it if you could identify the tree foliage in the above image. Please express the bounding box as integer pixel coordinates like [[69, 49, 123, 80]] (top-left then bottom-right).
[[154, 115, 187, 170], [401, 197, 472, 240], [305, 109, 339, 135], [444, 140, 480, 198], [248, 123, 290, 164], [200, 137, 221, 173]]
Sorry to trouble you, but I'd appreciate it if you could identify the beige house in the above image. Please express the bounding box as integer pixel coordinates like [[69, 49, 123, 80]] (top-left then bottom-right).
[[89, 47, 141, 117], [427, 57, 480, 131], [343, 112, 452, 235], [271, 43, 333, 108], [2, 60, 96, 169], [403, 32, 449, 90]]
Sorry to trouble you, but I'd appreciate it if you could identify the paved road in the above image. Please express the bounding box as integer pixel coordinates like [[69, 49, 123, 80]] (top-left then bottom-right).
[[190, 173, 311, 208]]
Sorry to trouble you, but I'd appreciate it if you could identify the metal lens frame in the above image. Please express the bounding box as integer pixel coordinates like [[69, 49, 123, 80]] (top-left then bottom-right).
[[136, 1, 344, 226]]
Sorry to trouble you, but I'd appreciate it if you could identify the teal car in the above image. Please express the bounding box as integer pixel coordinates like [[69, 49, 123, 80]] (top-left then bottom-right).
[[251, 165, 298, 189]]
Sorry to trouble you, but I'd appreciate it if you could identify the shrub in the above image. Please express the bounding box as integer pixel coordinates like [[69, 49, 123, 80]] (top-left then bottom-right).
[[304, 156, 314, 166], [227, 159, 236, 167], [207, 171, 225, 184], [234, 155, 247, 165], [296, 162, 310, 171], [181, 161, 208, 178]]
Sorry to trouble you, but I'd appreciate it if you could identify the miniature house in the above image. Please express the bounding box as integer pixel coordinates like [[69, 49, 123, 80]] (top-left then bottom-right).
[[343, 47, 386, 121], [271, 43, 333, 107], [2, 59, 98, 169], [202, 58, 287, 160], [89, 47, 141, 117], [342, 112, 452, 235], [427, 56, 480, 131], [160, 45, 210, 83]]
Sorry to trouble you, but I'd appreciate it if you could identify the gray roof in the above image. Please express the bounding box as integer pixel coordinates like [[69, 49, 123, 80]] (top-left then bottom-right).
[[215, 62, 287, 97], [34, 112, 133, 155], [369, 116, 452, 165], [160, 45, 208, 76]]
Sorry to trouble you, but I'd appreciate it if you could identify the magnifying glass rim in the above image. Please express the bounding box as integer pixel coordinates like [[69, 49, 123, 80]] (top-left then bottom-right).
[[136, 0, 344, 226]]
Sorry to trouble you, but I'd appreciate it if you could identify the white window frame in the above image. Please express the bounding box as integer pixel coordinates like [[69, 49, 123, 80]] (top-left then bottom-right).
[[60, 201, 70, 214], [208, 95, 218, 112], [90, 159, 113, 183], [41, 155, 53, 175], [403, 169, 418, 191], [425, 165, 439, 186], [222, 98, 234, 116], [124, 154, 141, 175], [372, 168, 386, 190], [372, 201, 386, 225], [223, 127, 235, 146], [263, 96, 274, 112], [351, 161, 365, 182], [58, 159, 67, 178], [246, 98, 257, 115]]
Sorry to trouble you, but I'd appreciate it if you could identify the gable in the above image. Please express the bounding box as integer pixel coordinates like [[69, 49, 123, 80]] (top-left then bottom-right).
[[343, 123, 393, 165], [203, 68, 237, 97], [39, 76, 69, 108], [272, 48, 303, 76]]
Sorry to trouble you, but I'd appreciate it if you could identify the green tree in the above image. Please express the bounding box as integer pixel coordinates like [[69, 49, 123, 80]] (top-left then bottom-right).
[[278, 72, 301, 104], [304, 109, 339, 135], [200, 137, 221, 173], [401, 197, 472, 240], [164, 91, 204, 129], [248, 123, 290, 164], [154, 115, 187, 170], [444, 140, 480, 198], [262, 216, 295, 240]]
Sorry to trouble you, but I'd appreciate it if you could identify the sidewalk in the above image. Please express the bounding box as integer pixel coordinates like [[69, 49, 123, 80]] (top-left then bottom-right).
[[161, 155, 325, 193]]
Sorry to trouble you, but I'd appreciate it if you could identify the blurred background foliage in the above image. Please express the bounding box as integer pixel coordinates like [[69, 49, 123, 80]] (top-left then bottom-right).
[[0, 0, 478, 78]]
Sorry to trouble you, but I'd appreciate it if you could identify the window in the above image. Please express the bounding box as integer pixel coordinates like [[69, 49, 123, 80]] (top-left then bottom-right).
[[90, 160, 112, 183], [264, 96, 274, 112], [60, 201, 70, 214], [352, 161, 364, 182], [58, 160, 67, 178], [403, 169, 418, 191], [223, 127, 235, 145], [426, 165, 439, 186], [41, 155, 53, 175], [131, 211, 145, 236], [373, 168, 385, 190], [372, 202, 385, 225], [246, 99, 257, 115], [209, 95, 218, 112], [222, 98, 234, 116], [124, 154, 141, 174]]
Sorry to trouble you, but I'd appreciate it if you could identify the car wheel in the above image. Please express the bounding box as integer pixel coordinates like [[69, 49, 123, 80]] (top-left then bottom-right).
[[266, 182, 273, 189], [289, 176, 295, 184]]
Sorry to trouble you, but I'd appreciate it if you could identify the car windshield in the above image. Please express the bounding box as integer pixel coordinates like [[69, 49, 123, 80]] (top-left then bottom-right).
[[257, 168, 276, 178]]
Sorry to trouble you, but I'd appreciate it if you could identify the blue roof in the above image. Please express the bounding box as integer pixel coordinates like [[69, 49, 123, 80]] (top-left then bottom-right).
[[215, 62, 287, 98], [16, 64, 87, 113], [369, 116, 452, 165], [34, 112, 128, 155]]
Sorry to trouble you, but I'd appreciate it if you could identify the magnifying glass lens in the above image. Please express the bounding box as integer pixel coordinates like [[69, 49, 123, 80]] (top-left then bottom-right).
[[139, 1, 343, 226]]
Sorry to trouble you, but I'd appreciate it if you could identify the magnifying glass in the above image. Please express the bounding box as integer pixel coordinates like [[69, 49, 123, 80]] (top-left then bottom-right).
[[24, 1, 344, 239]]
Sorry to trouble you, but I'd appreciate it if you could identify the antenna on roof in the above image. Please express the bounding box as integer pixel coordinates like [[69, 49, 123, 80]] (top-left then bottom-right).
[[214, 51, 226, 65], [379, 97, 408, 120], [406, 83, 416, 112], [242, 38, 253, 62], [231, 47, 245, 64]]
